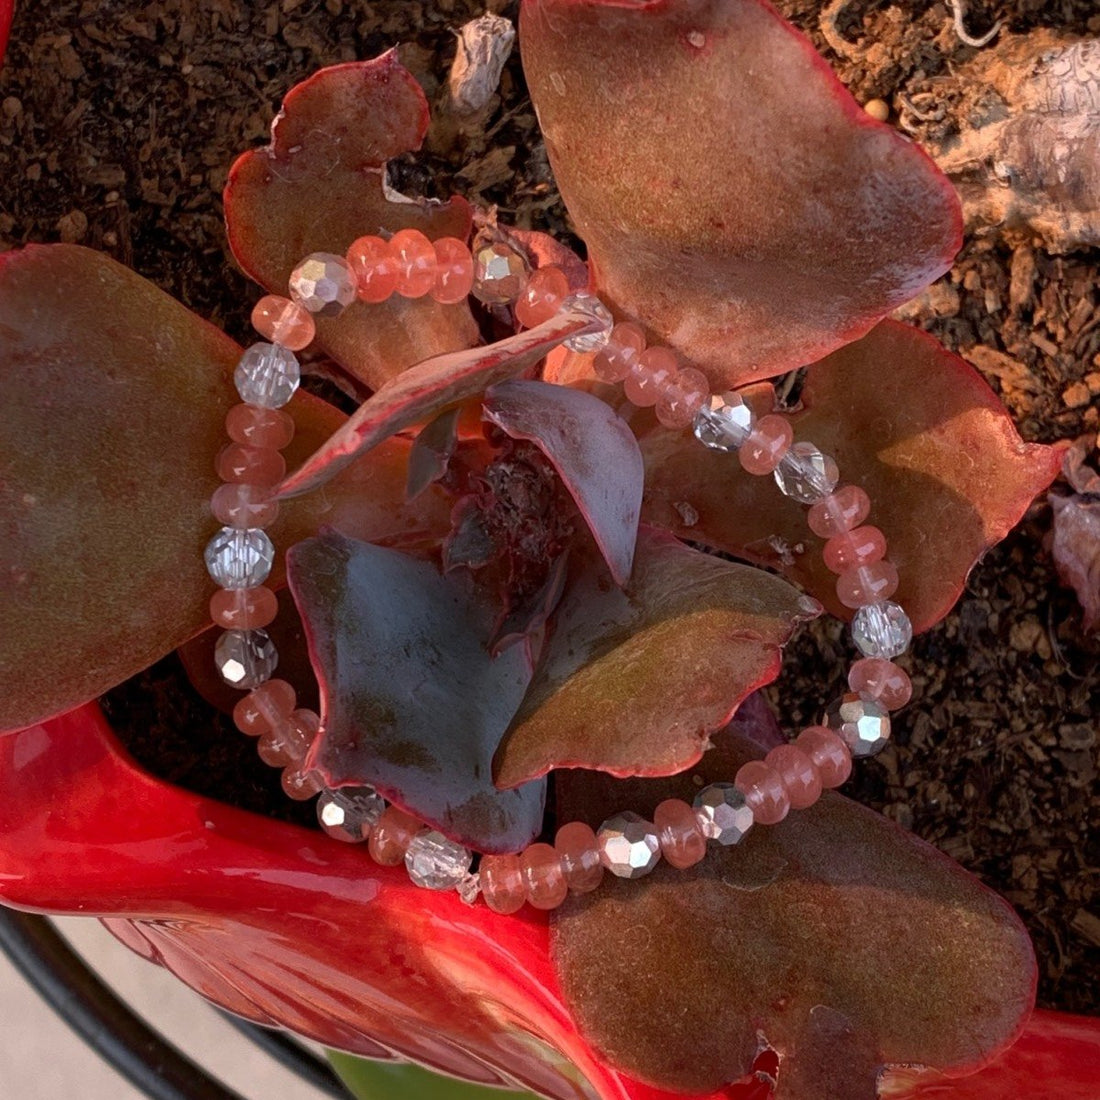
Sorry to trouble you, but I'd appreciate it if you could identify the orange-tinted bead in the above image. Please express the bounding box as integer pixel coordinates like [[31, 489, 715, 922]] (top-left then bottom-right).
[[390, 229, 436, 298], [282, 765, 324, 801], [225, 403, 295, 450], [368, 806, 422, 865], [480, 853, 527, 914], [653, 799, 708, 869], [232, 678, 296, 736], [795, 725, 852, 788], [764, 744, 823, 810], [593, 322, 646, 383], [624, 345, 677, 407], [347, 235, 399, 303], [515, 265, 569, 328], [823, 525, 887, 573], [808, 485, 871, 538], [837, 560, 899, 609], [211, 482, 279, 528], [655, 367, 709, 429], [848, 657, 912, 709], [250, 295, 316, 351], [430, 237, 475, 304], [210, 585, 278, 630], [739, 415, 793, 475], [734, 760, 791, 825], [215, 442, 285, 487], [554, 821, 604, 894], [258, 709, 315, 767], [521, 842, 568, 910]]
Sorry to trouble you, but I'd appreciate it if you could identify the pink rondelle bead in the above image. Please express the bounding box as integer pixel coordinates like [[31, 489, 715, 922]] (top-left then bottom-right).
[[215, 443, 285, 488], [653, 799, 708, 869], [210, 586, 278, 631], [281, 765, 324, 801], [807, 485, 871, 538], [837, 560, 899, 609], [211, 482, 279, 528], [431, 237, 475, 305], [515, 265, 569, 328], [232, 678, 296, 736], [225, 404, 295, 451], [521, 843, 568, 910], [250, 295, 316, 351], [764, 744, 823, 811], [480, 854, 527, 915], [368, 806, 421, 865], [555, 821, 604, 894], [258, 708, 316, 767], [739, 415, 793, 475], [655, 368, 709, 429], [624, 346, 677, 407], [823, 525, 887, 574], [849, 657, 912, 710], [795, 725, 853, 788], [734, 760, 791, 825], [592, 322, 646, 383], [347, 235, 399, 303], [390, 228, 437, 298]]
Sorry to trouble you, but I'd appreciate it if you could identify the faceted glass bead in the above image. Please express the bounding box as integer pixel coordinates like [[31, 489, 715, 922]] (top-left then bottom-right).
[[774, 441, 840, 504], [347, 235, 399, 303], [317, 787, 386, 843], [215, 443, 285, 488], [655, 367, 709, 429], [692, 783, 754, 845], [209, 585, 278, 630], [807, 485, 871, 538], [214, 628, 277, 689], [823, 525, 887, 574], [250, 295, 315, 351], [368, 806, 421, 866], [596, 811, 661, 879], [653, 798, 708, 868], [521, 843, 568, 910], [764, 744, 823, 810], [554, 821, 604, 894], [848, 657, 912, 710], [693, 392, 754, 452], [204, 526, 275, 589], [795, 725, 853, 788], [288, 252, 357, 316], [824, 692, 891, 757], [235, 342, 301, 409], [739, 414, 793, 475], [431, 237, 475, 305], [851, 600, 912, 659], [561, 292, 614, 352], [515, 264, 569, 328], [225, 404, 295, 450], [210, 482, 279, 528], [471, 238, 529, 304], [837, 560, 899, 609], [405, 830, 473, 890], [624, 346, 677, 407], [480, 854, 527, 914], [733, 761, 791, 826], [592, 322, 646, 383], [456, 872, 481, 906], [233, 678, 296, 737], [390, 229, 437, 298]]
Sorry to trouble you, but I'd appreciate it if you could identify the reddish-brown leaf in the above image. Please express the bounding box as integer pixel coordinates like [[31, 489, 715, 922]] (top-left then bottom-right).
[[520, 0, 962, 388], [224, 54, 479, 390], [641, 321, 1065, 632]]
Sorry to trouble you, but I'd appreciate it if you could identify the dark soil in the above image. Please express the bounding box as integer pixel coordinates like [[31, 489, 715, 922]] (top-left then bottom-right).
[[1, 0, 1096, 1025]]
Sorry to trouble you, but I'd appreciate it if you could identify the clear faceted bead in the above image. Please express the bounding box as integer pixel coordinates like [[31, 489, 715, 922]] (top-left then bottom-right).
[[214, 628, 278, 689], [851, 599, 912, 659], [235, 342, 301, 410], [456, 871, 481, 906], [405, 830, 473, 890], [596, 811, 661, 879], [693, 782, 754, 845], [561, 293, 614, 352], [288, 252, 357, 316], [204, 526, 275, 589], [693, 392, 754, 451], [824, 692, 891, 757], [774, 441, 840, 504], [317, 786, 386, 842], [471, 238, 529, 304]]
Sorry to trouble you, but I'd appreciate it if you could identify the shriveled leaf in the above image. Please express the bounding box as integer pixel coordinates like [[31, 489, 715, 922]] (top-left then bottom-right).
[[0, 245, 448, 733], [224, 54, 479, 390], [484, 380, 644, 586], [493, 528, 818, 788], [552, 726, 1036, 1097], [1050, 493, 1100, 631], [520, 0, 962, 388], [277, 306, 608, 500], [288, 531, 545, 852], [642, 321, 1065, 632]]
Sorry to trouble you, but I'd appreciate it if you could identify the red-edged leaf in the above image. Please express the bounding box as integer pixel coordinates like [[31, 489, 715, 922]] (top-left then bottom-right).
[[493, 528, 818, 788], [0, 244, 449, 733], [224, 54, 479, 390], [277, 306, 609, 500], [288, 531, 545, 852], [641, 321, 1065, 633], [483, 380, 644, 586], [520, 0, 962, 388], [552, 726, 1037, 1097]]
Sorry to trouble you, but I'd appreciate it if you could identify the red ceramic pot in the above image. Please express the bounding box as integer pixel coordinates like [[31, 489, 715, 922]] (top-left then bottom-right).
[[0, 702, 1096, 1099]]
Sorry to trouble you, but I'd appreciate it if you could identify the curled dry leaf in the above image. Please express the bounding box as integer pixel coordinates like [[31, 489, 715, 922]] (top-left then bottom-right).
[[1050, 494, 1100, 631]]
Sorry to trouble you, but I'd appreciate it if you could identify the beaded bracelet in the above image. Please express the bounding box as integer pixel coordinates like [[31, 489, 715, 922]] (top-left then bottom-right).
[[203, 228, 914, 914]]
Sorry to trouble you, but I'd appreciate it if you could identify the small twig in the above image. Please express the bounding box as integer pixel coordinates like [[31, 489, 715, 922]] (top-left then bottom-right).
[[947, 0, 1002, 49]]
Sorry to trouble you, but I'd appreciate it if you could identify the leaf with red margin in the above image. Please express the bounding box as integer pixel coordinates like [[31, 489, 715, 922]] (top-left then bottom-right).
[[483, 380, 644, 586], [551, 724, 1037, 1098], [493, 529, 818, 788], [0, 244, 450, 733], [224, 55, 479, 391], [288, 530, 546, 853], [519, 0, 962, 388], [641, 321, 1065, 633]]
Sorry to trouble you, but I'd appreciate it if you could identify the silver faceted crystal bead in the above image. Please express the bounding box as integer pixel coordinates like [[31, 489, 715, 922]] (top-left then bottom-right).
[[405, 830, 473, 890], [561, 293, 614, 352], [471, 238, 529, 304], [692, 392, 754, 452], [214, 628, 278, 689], [317, 786, 386, 843], [774, 441, 839, 504], [596, 811, 661, 879], [234, 342, 301, 409], [693, 783, 754, 845], [456, 872, 481, 906], [825, 692, 891, 757], [851, 599, 912, 659], [289, 252, 357, 316], [204, 526, 275, 589]]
